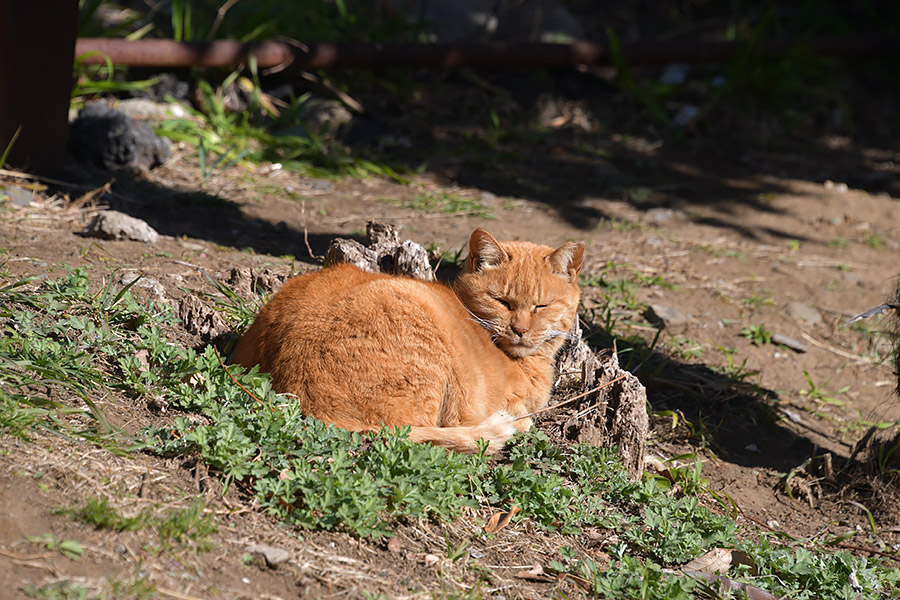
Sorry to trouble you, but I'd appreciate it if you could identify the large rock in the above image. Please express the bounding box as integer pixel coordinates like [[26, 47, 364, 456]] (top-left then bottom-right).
[[82, 210, 159, 243], [69, 102, 169, 171]]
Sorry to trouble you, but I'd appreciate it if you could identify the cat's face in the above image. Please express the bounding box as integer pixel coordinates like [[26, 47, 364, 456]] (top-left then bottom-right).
[[454, 229, 584, 358]]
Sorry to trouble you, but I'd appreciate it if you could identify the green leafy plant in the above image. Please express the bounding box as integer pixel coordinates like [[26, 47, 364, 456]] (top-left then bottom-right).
[[26, 534, 84, 560], [740, 323, 773, 345]]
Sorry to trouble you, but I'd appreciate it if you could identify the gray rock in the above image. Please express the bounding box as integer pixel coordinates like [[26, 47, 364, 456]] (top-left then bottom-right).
[[771, 333, 807, 353], [1, 186, 34, 207], [298, 99, 354, 136], [643, 304, 688, 328], [69, 102, 169, 171], [785, 301, 822, 326], [644, 208, 687, 224], [246, 543, 289, 568], [117, 271, 167, 300], [83, 210, 159, 243]]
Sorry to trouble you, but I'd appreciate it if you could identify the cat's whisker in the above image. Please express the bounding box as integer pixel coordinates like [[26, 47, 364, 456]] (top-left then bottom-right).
[[457, 297, 499, 334]]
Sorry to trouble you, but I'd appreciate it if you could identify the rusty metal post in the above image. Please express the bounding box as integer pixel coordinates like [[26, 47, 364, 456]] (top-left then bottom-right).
[[0, 1, 78, 175]]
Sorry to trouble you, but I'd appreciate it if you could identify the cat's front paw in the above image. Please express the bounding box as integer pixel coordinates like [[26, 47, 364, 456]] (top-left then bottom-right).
[[512, 415, 533, 432], [474, 410, 518, 453]]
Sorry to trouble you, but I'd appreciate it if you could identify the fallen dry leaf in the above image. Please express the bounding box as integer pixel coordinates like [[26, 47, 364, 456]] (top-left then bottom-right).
[[386, 537, 402, 553], [484, 506, 521, 533], [683, 547, 732, 574], [730, 549, 759, 575]]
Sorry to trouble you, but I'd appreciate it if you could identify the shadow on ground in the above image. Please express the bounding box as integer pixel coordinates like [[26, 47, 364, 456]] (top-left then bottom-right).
[[580, 317, 827, 474], [352, 67, 898, 237]]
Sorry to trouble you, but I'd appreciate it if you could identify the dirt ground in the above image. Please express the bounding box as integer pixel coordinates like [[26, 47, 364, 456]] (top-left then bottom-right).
[[2, 67, 900, 598]]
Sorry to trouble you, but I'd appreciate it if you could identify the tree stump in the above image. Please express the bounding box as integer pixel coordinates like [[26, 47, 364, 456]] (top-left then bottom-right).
[[325, 221, 433, 281], [562, 350, 648, 479]]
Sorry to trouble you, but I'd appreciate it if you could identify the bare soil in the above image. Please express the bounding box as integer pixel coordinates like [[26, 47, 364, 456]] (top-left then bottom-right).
[[2, 69, 899, 598]]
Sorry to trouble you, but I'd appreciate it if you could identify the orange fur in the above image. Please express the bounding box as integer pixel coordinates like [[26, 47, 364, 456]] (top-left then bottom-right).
[[232, 228, 584, 453]]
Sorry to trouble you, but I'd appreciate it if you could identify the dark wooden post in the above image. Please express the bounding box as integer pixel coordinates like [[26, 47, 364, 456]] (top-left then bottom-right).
[[0, 1, 78, 175]]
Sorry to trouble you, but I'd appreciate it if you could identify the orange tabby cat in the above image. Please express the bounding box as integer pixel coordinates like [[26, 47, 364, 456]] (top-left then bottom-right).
[[232, 228, 584, 453]]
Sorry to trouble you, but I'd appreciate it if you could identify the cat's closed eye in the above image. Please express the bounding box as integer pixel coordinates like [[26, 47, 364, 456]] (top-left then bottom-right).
[[494, 297, 512, 310]]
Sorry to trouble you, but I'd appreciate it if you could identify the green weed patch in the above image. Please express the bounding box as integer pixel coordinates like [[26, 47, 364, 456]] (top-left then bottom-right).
[[1, 268, 898, 598]]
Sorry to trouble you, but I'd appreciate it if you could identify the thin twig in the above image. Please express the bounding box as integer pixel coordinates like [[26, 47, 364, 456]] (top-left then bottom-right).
[[301, 200, 323, 261], [212, 346, 272, 412], [0, 167, 80, 188], [799, 332, 873, 363], [514, 374, 627, 421]]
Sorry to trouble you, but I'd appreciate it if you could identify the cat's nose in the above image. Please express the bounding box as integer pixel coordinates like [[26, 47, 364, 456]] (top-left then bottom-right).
[[511, 323, 529, 336]]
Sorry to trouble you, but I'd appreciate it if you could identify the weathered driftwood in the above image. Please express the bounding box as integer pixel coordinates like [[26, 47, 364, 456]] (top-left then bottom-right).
[[325, 221, 434, 281], [327, 222, 649, 479]]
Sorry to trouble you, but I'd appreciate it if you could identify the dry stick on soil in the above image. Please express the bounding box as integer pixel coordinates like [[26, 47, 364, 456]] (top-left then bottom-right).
[[799, 332, 877, 364], [213, 346, 273, 412], [301, 200, 323, 261], [514, 374, 628, 421]]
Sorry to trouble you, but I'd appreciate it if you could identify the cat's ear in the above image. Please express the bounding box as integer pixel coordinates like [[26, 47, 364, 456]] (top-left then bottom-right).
[[547, 241, 585, 282], [466, 228, 507, 272]]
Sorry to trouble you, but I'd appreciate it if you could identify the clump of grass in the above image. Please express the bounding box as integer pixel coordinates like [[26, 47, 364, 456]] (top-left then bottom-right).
[[21, 580, 92, 600], [800, 370, 850, 406], [383, 190, 494, 218], [57, 496, 215, 555], [61, 497, 146, 532], [154, 75, 405, 182], [154, 502, 217, 553]]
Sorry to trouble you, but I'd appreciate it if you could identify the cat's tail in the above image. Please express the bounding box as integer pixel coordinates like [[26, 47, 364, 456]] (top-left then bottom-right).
[[407, 410, 517, 455]]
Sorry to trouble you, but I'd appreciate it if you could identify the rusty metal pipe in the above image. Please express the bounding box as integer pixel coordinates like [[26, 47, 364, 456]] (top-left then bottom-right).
[[75, 36, 900, 70]]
